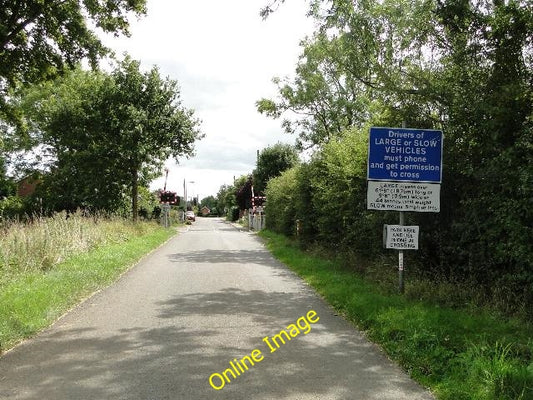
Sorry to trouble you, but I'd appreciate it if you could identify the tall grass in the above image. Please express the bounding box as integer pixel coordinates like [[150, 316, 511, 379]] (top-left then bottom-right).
[[0, 213, 174, 353], [456, 342, 533, 400], [0, 212, 155, 287]]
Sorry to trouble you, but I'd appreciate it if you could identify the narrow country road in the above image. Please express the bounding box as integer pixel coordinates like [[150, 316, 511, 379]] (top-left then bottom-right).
[[0, 218, 434, 400]]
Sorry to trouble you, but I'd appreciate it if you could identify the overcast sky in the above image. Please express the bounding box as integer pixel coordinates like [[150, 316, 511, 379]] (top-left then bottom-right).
[[99, 0, 314, 200]]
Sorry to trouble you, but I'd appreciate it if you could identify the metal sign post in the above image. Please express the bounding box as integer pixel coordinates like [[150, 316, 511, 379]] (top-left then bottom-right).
[[398, 122, 406, 294], [398, 211, 405, 293]]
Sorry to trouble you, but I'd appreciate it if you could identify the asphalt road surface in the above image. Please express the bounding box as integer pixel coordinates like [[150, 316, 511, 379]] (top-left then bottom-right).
[[0, 217, 434, 400]]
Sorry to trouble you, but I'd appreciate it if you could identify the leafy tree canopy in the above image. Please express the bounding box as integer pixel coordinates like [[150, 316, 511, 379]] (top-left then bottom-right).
[[0, 0, 147, 127], [235, 175, 253, 210], [258, 0, 533, 149], [260, 0, 533, 313], [216, 183, 236, 216], [21, 58, 202, 219], [253, 142, 299, 194]]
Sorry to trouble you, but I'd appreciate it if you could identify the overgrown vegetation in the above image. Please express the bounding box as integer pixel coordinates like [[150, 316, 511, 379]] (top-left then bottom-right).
[[213, 143, 299, 221], [260, 230, 533, 400], [261, 0, 532, 318], [0, 213, 174, 353], [14, 60, 201, 220], [252, 142, 299, 195], [0, 0, 147, 126], [265, 124, 532, 318], [215, 175, 250, 221], [1, 213, 150, 284], [1, 5, 202, 221]]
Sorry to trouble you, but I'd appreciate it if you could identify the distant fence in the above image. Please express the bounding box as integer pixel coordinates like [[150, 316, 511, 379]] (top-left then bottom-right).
[[248, 212, 266, 231]]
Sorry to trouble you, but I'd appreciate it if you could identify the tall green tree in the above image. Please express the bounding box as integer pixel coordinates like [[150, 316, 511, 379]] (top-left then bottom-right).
[[431, 0, 533, 286], [0, 0, 147, 125], [257, 0, 442, 149], [260, 0, 533, 309], [253, 142, 299, 194], [235, 175, 252, 211], [216, 183, 235, 216], [24, 59, 202, 219], [215, 175, 250, 219], [107, 58, 202, 220], [256, 31, 378, 149]]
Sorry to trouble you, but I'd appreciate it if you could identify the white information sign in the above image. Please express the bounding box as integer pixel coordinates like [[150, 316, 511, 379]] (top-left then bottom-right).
[[384, 225, 419, 250], [367, 181, 440, 212]]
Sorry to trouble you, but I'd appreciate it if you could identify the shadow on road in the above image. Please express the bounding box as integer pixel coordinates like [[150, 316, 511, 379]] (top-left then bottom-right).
[[0, 286, 433, 399], [0, 221, 433, 400], [151, 287, 433, 399], [168, 249, 276, 265]]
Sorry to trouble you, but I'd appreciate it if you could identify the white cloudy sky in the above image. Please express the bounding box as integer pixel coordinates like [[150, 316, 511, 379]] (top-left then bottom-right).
[[99, 0, 314, 200]]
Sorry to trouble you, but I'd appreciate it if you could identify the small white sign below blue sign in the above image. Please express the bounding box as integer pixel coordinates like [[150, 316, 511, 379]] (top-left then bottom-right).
[[383, 225, 420, 250], [368, 127, 443, 183]]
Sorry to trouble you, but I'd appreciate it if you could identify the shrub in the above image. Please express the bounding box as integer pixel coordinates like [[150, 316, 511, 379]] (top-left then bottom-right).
[[0, 196, 27, 220], [262, 121, 533, 316], [265, 166, 299, 236], [228, 206, 239, 222]]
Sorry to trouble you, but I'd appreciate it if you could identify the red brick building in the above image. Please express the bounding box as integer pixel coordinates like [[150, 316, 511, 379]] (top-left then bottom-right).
[[16, 174, 42, 197]]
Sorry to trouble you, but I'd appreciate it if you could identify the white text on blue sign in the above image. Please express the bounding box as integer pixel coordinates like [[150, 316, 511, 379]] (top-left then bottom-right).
[[368, 127, 443, 183]]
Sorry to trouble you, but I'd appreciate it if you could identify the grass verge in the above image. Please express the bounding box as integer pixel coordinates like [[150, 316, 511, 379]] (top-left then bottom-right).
[[259, 230, 533, 400], [0, 224, 174, 354]]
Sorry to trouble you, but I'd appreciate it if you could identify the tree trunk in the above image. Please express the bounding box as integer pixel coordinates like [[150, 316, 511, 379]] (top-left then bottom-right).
[[132, 168, 139, 221]]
